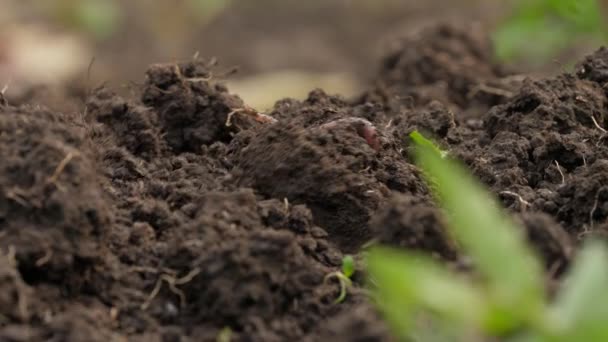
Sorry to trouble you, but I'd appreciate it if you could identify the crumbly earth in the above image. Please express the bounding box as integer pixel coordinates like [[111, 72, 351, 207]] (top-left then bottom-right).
[[1, 23, 607, 341]]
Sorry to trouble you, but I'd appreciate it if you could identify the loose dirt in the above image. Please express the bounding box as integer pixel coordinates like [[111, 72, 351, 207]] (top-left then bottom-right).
[[1, 22, 607, 341]]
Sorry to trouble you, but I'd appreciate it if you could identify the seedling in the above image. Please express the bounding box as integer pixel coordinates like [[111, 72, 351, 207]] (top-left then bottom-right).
[[325, 255, 355, 304], [366, 131, 608, 341], [409, 131, 447, 158]]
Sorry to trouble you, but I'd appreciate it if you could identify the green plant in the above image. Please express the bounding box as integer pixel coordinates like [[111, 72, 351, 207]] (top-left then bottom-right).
[[366, 131, 608, 341], [494, 0, 606, 63], [325, 255, 356, 304]]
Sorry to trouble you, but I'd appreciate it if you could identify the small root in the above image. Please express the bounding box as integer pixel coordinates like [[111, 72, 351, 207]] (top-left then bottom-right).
[[3, 245, 16, 268], [0, 83, 7, 106], [554, 161, 565, 185], [361, 238, 379, 250], [324, 272, 352, 304], [35, 249, 53, 267], [226, 106, 277, 127], [226, 107, 277, 127], [85, 57, 96, 95], [467, 83, 514, 99], [1, 246, 28, 320], [141, 277, 163, 310], [141, 267, 201, 310], [225, 108, 241, 127], [47, 152, 76, 186], [5, 188, 31, 207], [283, 197, 290, 213], [384, 119, 393, 129], [589, 186, 608, 229], [598, 133, 607, 147], [165, 276, 187, 308], [185, 76, 213, 83], [150, 84, 176, 95], [174, 267, 201, 285], [591, 115, 608, 134], [499, 191, 530, 211], [577, 225, 593, 240], [110, 307, 119, 321]]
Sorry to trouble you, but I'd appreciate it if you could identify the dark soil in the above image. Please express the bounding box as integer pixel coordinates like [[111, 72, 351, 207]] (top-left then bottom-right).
[[1, 21, 607, 341]]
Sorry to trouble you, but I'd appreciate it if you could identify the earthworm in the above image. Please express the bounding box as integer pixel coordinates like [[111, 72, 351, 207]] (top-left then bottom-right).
[[319, 117, 381, 151]]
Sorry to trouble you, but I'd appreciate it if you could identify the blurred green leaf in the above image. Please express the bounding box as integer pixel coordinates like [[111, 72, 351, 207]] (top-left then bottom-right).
[[494, 0, 605, 62], [493, 14, 575, 62], [550, 241, 608, 341], [548, 0, 603, 31], [189, 0, 231, 22], [369, 131, 608, 341], [367, 247, 486, 340], [409, 131, 447, 158], [75, 0, 121, 39], [410, 132, 545, 333]]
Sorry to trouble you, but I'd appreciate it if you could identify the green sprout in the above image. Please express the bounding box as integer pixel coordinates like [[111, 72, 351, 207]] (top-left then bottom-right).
[[325, 255, 355, 304], [366, 131, 608, 341], [409, 131, 447, 159]]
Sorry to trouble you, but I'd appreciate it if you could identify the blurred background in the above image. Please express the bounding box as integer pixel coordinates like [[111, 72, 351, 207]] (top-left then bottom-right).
[[0, 0, 605, 110]]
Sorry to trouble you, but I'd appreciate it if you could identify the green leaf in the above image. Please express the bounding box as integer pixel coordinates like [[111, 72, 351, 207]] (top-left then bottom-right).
[[548, 0, 603, 32], [367, 247, 486, 339], [410, 132, 545, 333], [409, 131, 447, 158], [493, 14, 575, 63], [341, 255, 355, 278], [549, 241, 608, 341]]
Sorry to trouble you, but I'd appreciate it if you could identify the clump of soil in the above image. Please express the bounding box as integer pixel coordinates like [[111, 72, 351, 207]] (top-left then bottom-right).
[[114, 189, 345, 341], [456, 48, 608, 241], [0, 105, 111, 292], [0, 103, 120, 340], [370, 193, 458, 261], [87, 88, 164, 160], [141, 59, 257, 153], [517, 212, 573, 273], [374, 23, 520, 118], [314, 300, 392, 342], [75, 60, 353, 341], [234, 90, 427, 251]]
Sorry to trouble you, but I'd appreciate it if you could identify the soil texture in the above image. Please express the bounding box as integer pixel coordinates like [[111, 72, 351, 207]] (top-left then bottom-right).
[[1, 22, 607, 341]]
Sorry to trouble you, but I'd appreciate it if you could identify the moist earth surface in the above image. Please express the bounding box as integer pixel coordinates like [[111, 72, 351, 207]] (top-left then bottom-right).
[[1, 23, 607, 341]]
